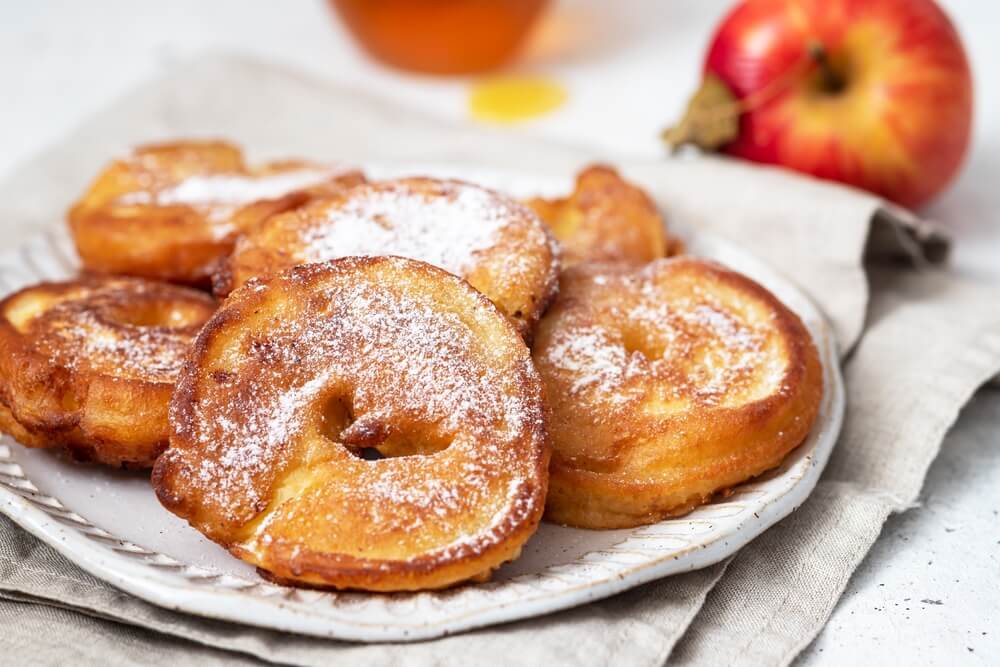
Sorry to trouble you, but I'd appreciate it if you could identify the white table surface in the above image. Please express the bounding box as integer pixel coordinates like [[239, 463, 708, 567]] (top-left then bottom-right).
[[1, 1, 997, 664]]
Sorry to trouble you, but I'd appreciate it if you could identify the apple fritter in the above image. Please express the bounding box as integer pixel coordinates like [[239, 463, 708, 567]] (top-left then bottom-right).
[[532, 257, 823, 529], [68, 140, 365, 285], [215, 177, 559, 340], [154, 257, 550, 591], [0, 277, 215, 467], [526, 165, 683, 268]]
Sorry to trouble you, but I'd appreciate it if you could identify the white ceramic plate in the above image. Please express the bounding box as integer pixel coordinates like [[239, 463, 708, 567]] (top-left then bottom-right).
[[0, 165, 844, 642]]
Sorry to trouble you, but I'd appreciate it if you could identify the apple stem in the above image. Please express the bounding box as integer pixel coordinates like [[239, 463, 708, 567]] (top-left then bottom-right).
[[663, 41, 843, 152], [807, 41, 846, 93]]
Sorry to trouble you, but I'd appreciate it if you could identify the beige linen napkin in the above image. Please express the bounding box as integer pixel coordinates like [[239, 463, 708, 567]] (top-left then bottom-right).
[[0, 56, 997, 666]]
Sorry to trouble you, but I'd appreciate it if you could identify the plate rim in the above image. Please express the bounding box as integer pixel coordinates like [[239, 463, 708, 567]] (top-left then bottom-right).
[[0, 166, 845, 642]]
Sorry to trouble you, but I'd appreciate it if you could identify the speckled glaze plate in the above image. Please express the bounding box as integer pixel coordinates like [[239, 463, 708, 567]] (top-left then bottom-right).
[[0, 165, 844, 642]]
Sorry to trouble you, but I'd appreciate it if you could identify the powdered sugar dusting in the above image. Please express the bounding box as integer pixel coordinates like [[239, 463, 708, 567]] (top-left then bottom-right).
[[538, 263, 787, 413], [24, 280, 214, 384], [545, 326, 627, 395], [295, 180, 520, 276], [167, 259, 545, 567], [49, 311, 192, 381], [117, 168, 345, 208]]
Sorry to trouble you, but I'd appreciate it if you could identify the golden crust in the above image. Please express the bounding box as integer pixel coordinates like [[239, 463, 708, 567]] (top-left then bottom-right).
[[532, 258, 823, 529], [0, 277, 215, 467], [154, 256, 550, 591], [526, 164, 684, 268], [216, 177, 560, 340], [67, 140, 366, 285]]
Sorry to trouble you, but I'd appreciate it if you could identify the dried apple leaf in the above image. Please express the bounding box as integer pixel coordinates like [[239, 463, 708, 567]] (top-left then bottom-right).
[[661, 74, 741, 153]]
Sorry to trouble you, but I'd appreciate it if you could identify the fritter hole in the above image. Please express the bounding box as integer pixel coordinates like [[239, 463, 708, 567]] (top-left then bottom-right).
[[358, 447, 385, 461], [621, 327, 661, 361], [318, 394, 355, 443], [110, 302, 207, 329], [318, 394, 452, 460]]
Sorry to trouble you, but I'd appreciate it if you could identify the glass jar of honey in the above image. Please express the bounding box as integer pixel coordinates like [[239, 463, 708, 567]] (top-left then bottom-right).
[[330, 0, 550, 75]]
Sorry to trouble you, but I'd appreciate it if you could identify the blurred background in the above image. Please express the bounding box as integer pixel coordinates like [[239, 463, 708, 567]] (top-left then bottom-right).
[[0, 1, 997, 662]]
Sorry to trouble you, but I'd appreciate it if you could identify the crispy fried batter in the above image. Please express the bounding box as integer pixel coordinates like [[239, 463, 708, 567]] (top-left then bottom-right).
[[154, 257, 550, 591], [216, 177, 559, 339], [68, 141, 365, 285], [532, 258, 823, 529], [526, 164, 683, 267], [0, 277, 215, 467]]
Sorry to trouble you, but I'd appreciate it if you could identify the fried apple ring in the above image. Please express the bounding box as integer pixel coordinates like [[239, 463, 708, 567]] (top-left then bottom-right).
[[154, 257, 549, 591], [526, 164, 683, 267], [532, 258, 823, 529], [0, 277, 215, 467], [68, 140, 365, 285], [216, 177, 559, 339]]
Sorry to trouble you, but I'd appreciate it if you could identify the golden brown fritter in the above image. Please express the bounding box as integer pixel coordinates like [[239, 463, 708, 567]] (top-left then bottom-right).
[[526, 164, 683, 268], [0, 277, 215, 467], [68, 140, 365, 285], [215, 177, 559, 340], [532, 258, 823, 529], [154, 256, 550, 591]]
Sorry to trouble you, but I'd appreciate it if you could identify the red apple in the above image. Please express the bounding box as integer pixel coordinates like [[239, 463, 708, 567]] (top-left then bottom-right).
[[665, 0, 973, 209]]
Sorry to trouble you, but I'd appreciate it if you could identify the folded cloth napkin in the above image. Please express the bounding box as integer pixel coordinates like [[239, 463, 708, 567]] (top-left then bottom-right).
[[0, 56, 997, 667]]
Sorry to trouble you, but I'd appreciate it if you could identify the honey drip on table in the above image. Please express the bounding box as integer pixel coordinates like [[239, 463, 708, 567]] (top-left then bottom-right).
[[468, 76, 568, 123]]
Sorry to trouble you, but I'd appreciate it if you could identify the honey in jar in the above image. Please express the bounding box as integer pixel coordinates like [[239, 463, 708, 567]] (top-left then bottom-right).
[[330, 0, 550, 75]]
